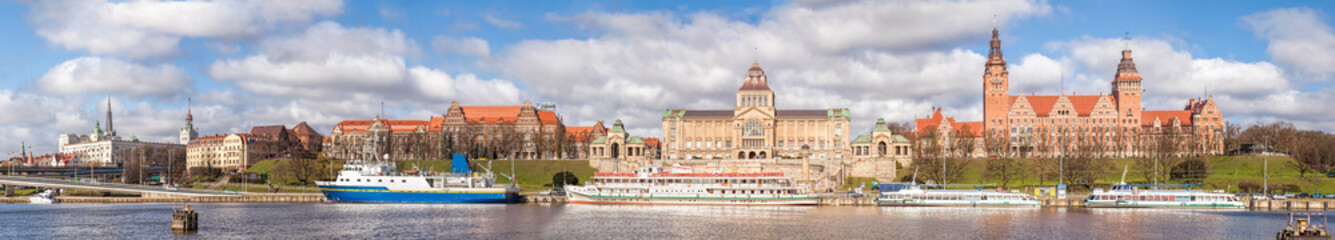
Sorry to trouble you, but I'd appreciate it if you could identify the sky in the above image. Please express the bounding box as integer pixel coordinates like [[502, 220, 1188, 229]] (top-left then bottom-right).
[[0, 0, 1333, 154]]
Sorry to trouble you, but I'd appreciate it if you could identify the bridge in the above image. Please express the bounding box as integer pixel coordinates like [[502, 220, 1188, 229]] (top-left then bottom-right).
[[0, 175, 239, 197]]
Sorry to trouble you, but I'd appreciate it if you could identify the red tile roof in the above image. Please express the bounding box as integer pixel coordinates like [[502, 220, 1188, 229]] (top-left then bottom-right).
[[537, 110, 559, 124], [1141, 110, 1193, 126], [951, 121, 984, 138], [459, 106, 524, 124], [642, 137, 661, 148], [1011, 95, 1105, 117], [565, 121, 607, 142]]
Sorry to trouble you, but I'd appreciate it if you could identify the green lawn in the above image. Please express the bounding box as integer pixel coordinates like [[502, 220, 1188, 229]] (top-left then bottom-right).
[[473, 160, 597, 192], [896, 155, 1335, 194]]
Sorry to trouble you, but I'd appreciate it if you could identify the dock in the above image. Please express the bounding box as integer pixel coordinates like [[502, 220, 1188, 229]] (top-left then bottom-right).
[[1, 194, 325, 203], [1250, 199, 1335, 211], [521, 193, 568, 203]]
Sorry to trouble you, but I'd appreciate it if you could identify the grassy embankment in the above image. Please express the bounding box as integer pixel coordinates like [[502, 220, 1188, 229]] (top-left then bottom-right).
[[240, 158, 596, 192], [890, 155, 1335, 193]]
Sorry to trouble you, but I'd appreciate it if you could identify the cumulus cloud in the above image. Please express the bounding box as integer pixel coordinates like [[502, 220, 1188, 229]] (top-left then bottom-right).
[[1241, 7, 1335, 81], [211, 21, 519, 107], [489, 0, 1052, 135], [432, 36, 491, 58], [1049, 37, 1290, 111], [25, 0, 342, 59], [37, 57, 191, 98], [483, 14, 523, 30]]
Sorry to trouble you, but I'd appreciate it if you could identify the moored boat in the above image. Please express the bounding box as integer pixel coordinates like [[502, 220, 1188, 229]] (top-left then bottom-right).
[[876, 183, 1039, 207], [565, 165, 817, 205], [1084, 167, 1243, 208], [28, 189, 58, 204], [315, 154, 519, 203]]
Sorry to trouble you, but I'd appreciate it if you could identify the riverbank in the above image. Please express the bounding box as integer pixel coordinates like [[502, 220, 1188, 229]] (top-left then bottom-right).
[[891, 156, 1335, 194], [2, 194, 324, 204]]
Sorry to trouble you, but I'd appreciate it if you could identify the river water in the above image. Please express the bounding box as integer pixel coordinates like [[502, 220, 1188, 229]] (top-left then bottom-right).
[[0, 203, 1315, 239]]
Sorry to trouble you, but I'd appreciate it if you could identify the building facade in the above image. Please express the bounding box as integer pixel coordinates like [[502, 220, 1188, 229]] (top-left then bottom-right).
[[249, 122, 324, 158], [324, 101, 579, 161], [850, 118, 913, 165], [58, 99, 184, 166], [588, 119, 656, 171], [186, 134, 272, 172], [918, 27, 1224, 158], [662, 62, 852, 161]]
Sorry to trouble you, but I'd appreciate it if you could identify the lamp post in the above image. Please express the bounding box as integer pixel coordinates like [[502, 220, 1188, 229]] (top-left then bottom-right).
[[1264, 135, 1269, 195]]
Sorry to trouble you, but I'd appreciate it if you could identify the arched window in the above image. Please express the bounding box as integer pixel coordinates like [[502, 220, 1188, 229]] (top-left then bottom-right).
[[744, 120, 764, 137]]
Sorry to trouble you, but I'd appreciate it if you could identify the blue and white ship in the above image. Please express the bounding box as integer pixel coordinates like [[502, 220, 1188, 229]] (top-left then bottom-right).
[[316, 154, 519, 203]]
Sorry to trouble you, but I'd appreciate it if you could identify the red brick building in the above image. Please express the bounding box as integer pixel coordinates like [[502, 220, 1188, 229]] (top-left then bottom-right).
[[917, 27, 1224, 158], [324, 101, 595, 160]]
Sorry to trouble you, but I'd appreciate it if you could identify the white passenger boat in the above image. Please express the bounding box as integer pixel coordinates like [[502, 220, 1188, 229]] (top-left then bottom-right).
[[28, 189, 58, 204], [1084, 167, 1244, 208], [565, 165, 817, 205], [876, 183, 1039, 207], [1084, 185, 1244, 208], [315, 154, 519, 203]]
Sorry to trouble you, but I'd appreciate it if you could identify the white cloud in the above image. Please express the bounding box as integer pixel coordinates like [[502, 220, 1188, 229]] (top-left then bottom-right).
[[1242, 7, 1335, 81], [211, 20, 520, 109], [258, 21, 421, 62], [37, 57, 191, 98], [432, 36, 491, 58], [489, 0, 1051, 135], [1050, 37, 1290, 110], [25, 0, 342, 59], [483, 14, 523, 30], [411, 67, 519, 104]]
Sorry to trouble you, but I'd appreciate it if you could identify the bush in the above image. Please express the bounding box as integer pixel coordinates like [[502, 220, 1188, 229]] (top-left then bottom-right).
[[1238, 181, 1261, 192], [552, 171, 580, 188]]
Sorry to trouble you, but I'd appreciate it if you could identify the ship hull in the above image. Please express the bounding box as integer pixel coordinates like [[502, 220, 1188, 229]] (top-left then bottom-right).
[[876, 199, 1039, 207], [567, 191, 817, 206], [1084, 200, 1245, 208], [318, 185, 518, 204]]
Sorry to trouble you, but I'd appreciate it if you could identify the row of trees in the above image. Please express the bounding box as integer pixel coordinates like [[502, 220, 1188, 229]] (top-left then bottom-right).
[[1227, 121, 1335, 177], [117, 145, 187, 185], [909, 122, 1216, 189]]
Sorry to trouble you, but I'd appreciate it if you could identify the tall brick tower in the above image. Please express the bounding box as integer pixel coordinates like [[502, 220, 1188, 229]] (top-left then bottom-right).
[[983, 26, 1010, 133], [1111, 46, 1143, 128]]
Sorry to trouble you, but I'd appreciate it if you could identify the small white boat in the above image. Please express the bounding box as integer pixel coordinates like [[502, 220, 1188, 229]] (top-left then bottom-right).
[[28, 189, 58, 204]]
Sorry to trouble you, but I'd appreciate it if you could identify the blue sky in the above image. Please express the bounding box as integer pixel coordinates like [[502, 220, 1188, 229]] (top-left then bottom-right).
[[0, 0, 1332, 153]]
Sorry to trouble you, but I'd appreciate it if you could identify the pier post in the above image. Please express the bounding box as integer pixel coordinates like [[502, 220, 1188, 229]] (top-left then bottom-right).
[[172, 205, 199, 233]]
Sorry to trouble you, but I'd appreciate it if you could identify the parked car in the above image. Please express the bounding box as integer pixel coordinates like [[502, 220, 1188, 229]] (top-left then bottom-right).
[[550, 188, 567, 196], [1327, 172, 1335, 178], [1273, 194, 1288, 200], [1286, 193, 1297, 198], [1298, 193, 1311, 198], [1251, 193, 1269, 200], [845, 192, 864, 198]]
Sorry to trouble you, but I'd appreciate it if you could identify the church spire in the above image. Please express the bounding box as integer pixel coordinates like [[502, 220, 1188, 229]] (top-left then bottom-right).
[[186, 98, 193, 121], [105, 97, 114, 136]]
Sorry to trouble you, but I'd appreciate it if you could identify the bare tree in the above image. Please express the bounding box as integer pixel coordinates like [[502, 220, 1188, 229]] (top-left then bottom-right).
[[983, 129, 1023, 188]]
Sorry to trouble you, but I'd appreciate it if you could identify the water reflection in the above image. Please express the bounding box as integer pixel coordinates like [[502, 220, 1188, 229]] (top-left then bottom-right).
[[0, 203, 1320, 239]]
